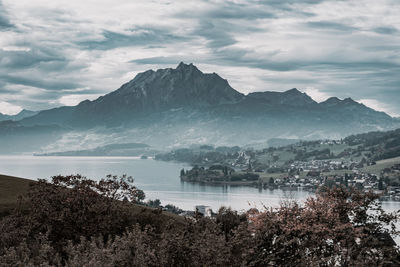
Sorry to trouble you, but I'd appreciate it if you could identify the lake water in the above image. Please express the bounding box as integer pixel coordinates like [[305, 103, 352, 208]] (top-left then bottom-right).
[[1, 156, 399, 214]]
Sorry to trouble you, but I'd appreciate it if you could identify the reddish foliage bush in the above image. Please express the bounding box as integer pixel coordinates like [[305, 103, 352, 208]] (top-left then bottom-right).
[[246, 187, 400, 265]]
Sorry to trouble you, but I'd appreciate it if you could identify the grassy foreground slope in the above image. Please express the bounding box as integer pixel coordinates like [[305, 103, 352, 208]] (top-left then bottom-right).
[[0, 174, 31, 214], [0, 174, 183, 224]]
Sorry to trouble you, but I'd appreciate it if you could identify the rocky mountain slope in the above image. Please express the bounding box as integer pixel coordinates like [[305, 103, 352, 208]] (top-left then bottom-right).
[[2, 62, 399, 152]]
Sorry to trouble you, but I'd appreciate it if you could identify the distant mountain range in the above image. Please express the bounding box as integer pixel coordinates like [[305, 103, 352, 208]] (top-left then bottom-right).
[[1, 62, 399, 153], [35, 142, 157, 157], [0, 109, 38, 122]]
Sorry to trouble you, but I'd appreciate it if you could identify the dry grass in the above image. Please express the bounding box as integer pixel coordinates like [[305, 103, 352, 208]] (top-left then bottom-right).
[[0, 174, 33, 214]]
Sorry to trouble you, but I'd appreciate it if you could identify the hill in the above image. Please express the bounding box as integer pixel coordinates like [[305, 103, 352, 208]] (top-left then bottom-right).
[[157, 128, 400, 172], [344, 128, 400, 160], [0, 120, 65, 154]]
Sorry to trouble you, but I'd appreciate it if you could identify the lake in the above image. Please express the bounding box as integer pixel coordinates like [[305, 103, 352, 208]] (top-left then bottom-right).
[[0, 155, 399, 213]]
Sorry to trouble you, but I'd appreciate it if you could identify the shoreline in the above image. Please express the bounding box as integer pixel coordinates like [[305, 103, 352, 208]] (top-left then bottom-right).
[[180, 176, 400, 202]]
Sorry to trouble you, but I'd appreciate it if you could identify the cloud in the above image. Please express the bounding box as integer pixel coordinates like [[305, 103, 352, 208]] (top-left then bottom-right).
[[0, 73, 81, 90], [303, 87, 332, 102], [130, 56, 184, 65], [358, 98, 399, 117], [78, 27, 187, 50], [0, 1, 13, 30], [192, 20, 238, 49], [0, 100, 22, 115], [57, 94, 102, 106], [0, 0, 399, 116], [0, 47, 67, 69], [306, 21, 358, 31], [373, 26, 398, 35], [0, 15, 13, 29], [184, 2, 276, 20]]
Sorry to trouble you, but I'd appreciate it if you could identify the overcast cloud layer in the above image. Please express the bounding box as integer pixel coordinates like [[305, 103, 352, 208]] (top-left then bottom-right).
[[0, 0, 399, 116]]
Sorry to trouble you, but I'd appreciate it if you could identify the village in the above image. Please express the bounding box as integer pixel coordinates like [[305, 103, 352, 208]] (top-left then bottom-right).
[[157, 131, 400, 203], [251, 158, 400, 201], [179, 150, 400, 202]]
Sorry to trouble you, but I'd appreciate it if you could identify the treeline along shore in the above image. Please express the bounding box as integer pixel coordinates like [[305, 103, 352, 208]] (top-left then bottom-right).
[[180, 165, 260, 186]]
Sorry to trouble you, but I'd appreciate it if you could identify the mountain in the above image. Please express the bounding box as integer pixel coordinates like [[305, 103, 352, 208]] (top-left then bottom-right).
[[0, 120, 64, 154], [0, 109, 38, 122], [106, 62, 244, 109], [244, 88, 317, 107], [319, 97, 393, 126], [35, 142, 158, 157], [8, 62, 400, 152], [21, 62, 244, 127]]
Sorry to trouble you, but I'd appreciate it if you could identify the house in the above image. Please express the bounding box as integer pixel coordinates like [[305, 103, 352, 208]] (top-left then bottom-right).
[[195, 205, 213, 217], [307, 170, 320, 177]]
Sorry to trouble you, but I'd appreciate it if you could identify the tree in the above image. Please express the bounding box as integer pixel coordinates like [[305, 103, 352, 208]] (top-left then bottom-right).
[[223, 166, 229, 176], [216, 207, 246, 241], [246, 186, 400, 265], [147, 199, 161, 208], [378, 177, 384, 190], [4, 174, 145, 256], [268, 177, 274, 185]]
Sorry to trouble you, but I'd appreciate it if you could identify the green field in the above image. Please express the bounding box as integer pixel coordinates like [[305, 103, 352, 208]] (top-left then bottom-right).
[[362, 156, 400, 175], [257, 150, 296, 165], [254, 142, 361, 167]]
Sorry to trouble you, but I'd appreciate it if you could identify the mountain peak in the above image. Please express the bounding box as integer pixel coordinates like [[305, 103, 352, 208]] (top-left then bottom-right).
[[284, 88, 302, 95], [320, 96, 361, 107], [90, 62, 244, 113], [343, 97, 357, 104], [0, 109, 38, 122], [322, 97, 341, 104], [18, 109, 35, 115], [177, 61, 190, 68], [327, 96, 340, 101], [176, 62, 197, 71], [282, 88, 316, 105], [245, 88, 316, 107]]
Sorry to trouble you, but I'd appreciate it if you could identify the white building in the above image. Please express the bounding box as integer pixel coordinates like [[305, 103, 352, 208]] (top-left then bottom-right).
[[195, 205, 212, 217]]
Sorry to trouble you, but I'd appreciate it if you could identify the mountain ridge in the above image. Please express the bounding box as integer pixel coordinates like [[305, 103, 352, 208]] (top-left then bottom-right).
[[0, 109, 38, 122], [3, 62, 399, 152], [20, 62, 395, 127]]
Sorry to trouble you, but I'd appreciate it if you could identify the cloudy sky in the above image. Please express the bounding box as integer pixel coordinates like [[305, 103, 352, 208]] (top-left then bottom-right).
[[0, 0, 399, 116]]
